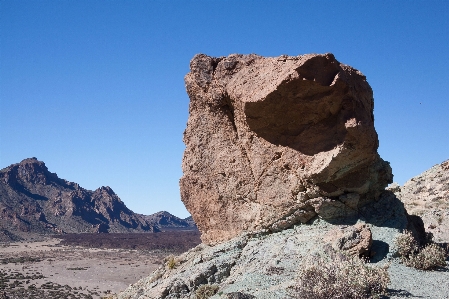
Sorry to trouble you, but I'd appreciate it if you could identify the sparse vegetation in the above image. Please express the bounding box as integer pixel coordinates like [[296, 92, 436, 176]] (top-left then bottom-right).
[[407, 243, 447, 270], [195, 284, 219, 299], [396, 230, 447, 270], [166, 255, 177, 269], [57, 232, 201, 253], [290, 254, 390, 299], [0, 234, 190, 299], [1, 256, 42, 264], [395, 230, 419, 258], [0, 269, 93, 299]]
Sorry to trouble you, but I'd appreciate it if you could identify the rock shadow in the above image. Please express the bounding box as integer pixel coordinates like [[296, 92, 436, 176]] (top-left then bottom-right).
[[370, 240, 389, 263], [15, 184, 48, 201], [385, 289, 422, 298], [359, 192, 409, 230], [244, 78, 350, 156]]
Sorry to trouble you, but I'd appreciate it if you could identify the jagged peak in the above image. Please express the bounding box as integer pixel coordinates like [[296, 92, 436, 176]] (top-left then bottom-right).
[[0, 157, 55, 186], [2, 157, 47, 172], [154, 211, 175, 217], [94, 186, 116, 196]]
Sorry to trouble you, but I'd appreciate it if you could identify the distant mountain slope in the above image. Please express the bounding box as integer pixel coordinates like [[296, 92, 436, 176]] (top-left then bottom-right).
[[0, 158, 159, 240], [183, 216, 196, 228], [394, 159, 449, 242], [139, 211, 197, 231]]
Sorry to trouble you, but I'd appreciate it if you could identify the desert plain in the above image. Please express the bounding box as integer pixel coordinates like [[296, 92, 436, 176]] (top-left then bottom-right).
[[0, 232, 201, 299]]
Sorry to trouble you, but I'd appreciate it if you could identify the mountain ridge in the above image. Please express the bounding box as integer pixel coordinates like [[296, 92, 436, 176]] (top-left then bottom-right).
[[139, 211, 197, 231], [0, 158, 195, 241]]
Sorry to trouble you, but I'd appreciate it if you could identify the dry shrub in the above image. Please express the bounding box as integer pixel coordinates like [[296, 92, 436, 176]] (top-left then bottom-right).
[[291, 254, 390, 299], [403, 243, 447, 270], [165, 255, 178, 269], [195, 284, 219, 299], [396, 230, 447, 270], [395, 230, 419, 258]]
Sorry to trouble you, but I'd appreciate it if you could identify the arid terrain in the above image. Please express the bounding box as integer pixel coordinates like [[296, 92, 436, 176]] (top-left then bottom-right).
[[0, 232, 201, 299], [0, 158, 200, 299], [111, 53, 449, 299], [1, 53, 448, 299]]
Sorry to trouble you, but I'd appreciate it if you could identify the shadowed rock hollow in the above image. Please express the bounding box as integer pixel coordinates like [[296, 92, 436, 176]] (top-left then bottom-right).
[[180, 53, 392, 244]]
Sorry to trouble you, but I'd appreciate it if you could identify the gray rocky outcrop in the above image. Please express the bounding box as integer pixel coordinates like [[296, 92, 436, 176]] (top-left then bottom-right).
[[393, 159, 449, 242], [114, 192, 447, 299], [180, 53, 392, 244]]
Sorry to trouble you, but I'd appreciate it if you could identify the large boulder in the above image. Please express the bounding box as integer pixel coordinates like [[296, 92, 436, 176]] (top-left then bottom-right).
[[180, 53, 392, 244]]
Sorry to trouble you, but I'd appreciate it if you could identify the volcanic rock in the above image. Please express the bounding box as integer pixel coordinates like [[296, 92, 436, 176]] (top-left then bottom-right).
[[114, 192, 445, 299], [180, 53, 392, 244], [324, 223, 373, 257], [113, 54, 439, 299], [0, 158, 159, 238]]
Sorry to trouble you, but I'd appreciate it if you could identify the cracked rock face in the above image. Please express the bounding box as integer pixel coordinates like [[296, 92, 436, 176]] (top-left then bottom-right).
[[180, 53, 392, 244]]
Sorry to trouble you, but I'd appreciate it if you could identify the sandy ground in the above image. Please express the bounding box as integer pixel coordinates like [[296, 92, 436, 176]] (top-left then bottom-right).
[[0, 238, 166, 298]]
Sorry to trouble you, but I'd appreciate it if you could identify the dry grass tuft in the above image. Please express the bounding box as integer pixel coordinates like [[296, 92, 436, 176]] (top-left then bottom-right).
[[195, 284, 219, 299], [165, 255, 178, 270], [290, 254, 390, 299]]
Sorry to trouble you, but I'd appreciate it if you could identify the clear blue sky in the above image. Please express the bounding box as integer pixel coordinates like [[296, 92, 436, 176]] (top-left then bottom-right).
[[1, 1, 448, 218]]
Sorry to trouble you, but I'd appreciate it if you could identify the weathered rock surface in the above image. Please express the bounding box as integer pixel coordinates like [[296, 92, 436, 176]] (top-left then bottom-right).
[[114, 192, 448, 299], [181, 53, 392, 244], [324, 223, 372, 257], [0, 158, 159, 238], [113, 54, 446, 299], [393, 159, 449, 242]]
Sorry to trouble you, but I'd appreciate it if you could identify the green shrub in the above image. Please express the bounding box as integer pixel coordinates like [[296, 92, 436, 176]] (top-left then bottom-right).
[[290, 254, 390, 299], [195, 284, 219, 299]]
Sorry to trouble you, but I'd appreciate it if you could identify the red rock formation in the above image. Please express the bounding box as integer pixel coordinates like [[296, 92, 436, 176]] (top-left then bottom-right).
[[180, 53, 392, 244]]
